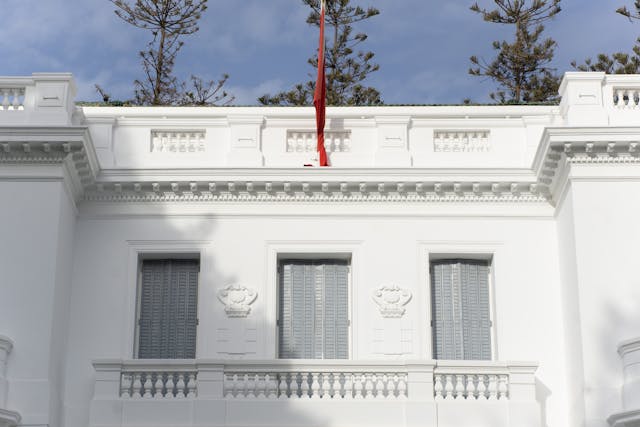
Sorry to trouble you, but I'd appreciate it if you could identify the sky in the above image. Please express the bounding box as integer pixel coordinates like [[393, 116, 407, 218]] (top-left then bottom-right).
[[0, 0, 638, 105]]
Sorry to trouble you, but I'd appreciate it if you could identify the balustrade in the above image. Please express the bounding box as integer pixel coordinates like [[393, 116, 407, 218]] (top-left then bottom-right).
[[119, 370, 197, 399], [150, 130, 206, 153], [433, 372, 508, 400], [286, 130, 351, 153], [434, 130, 490, 153], [612, 88, 640, 109], [223, 371, 408, 399], [0, 88, 24, 111]]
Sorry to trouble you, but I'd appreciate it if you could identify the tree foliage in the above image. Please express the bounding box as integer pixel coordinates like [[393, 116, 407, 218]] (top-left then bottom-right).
[[572, 2, 640, 74], [469, 0, 562, 103], [259, 0, 382, 106], [111, 0, 232, 105]]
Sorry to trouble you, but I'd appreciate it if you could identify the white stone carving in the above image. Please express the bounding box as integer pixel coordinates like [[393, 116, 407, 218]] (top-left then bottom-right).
[[0, 88, 24, 111], [217, 285, 258, 318], [613, 88, 640, 109], [286, 130, 351, 153], [372, 285, 412, 318], [434, 130, 490, 153], [150, 130, 205, 153]]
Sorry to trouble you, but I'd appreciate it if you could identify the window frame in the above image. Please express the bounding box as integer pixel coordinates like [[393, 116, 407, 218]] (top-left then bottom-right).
[[418, 241, 501, 361], [265, 241, 363, 360], [124, 240, 211, 360]]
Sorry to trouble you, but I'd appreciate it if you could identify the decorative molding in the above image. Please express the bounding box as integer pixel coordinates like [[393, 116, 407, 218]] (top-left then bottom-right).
[[434, 130, 490, 153], [217, 285, 258, 318], [372, 285, 412, 318], [150, 130, 205, 153], [0, 408, 21, 427]]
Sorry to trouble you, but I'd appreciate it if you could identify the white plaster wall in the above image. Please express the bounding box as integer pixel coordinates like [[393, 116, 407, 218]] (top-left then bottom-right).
[[0, 179, 76, 427], [63, 210, 568, 427], [565, 176, 640, 427]]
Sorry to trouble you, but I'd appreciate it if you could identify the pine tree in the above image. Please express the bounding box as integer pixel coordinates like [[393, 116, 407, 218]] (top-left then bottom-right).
[[572, 2, 640, 74], [258, 0, 382, 106], [469, 0, 562, 103], [111, 0, 232, 105]]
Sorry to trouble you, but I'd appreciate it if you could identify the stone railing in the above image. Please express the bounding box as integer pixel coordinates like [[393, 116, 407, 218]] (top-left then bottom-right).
[[150, 130, 206, 153], [433, 130, 490, 153], [223, 362, 408, 399], [286, 130, 351, 153], [612, 88, 640, 109], [434, 362, 510, 400], [0, 88, 25, 111]]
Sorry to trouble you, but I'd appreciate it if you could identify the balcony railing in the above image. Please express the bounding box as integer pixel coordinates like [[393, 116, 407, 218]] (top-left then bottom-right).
[[91, 359, 540, 427]]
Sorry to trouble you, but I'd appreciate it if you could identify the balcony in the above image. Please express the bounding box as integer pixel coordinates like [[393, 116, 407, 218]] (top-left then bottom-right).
[[91, 359, 540, 427]]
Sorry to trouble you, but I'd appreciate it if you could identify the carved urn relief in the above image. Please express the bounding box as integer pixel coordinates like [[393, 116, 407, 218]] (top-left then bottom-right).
[[217, 285, 258, 318], [372, 285, 412, 318]]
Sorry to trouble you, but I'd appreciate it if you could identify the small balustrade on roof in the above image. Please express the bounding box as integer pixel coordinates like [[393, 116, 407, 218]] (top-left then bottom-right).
[[0, 87, 24, 111]]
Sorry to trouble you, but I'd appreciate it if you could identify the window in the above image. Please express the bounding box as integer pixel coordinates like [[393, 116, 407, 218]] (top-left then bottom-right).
[[278, 259, 349, 359], [136, 258, 199, 359], [430, 259, 492, 360]]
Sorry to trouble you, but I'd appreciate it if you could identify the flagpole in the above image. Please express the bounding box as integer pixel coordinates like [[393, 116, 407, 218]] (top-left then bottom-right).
[[314, 0, 328, 167]]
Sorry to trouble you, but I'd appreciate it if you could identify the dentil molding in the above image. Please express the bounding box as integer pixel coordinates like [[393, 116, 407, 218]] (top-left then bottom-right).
[[372, 285, 412, 318], [217, 285, 258, 318]]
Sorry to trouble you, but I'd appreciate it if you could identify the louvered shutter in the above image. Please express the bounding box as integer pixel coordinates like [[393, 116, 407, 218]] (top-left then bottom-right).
[[279, 260, 348, 359], [138, 259, 199, 359], [431, 259, 491, 360]]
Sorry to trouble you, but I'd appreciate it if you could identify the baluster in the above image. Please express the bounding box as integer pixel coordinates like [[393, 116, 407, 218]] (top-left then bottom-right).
[[444, 375, 454, 400], [131, 373, 142, 398], [266, 374, 278, 399], [477, 375, 487, 400], [342, 373, 352, 399], [120, 373, 132, 399], [161, 133, 169, 152], [256, 373, 266, 399], [198, 133, 205, 151], [310, 373, 320, 399], [224, 374, 235, 398], [291, 373, 302, 399], [175, 374, 186, 398], [142, 373, 153, 398], [287, 135, 295, 152], [634, 89, 640, 108], [434, 374, 444, 400], [375, 374, 386, 399], [1, 90, 9, 110], [11, 89, 20, 110], [354, 373, 364, 399], [498, 375, 508, 400], [343, 135, 351, 152], [187, 133, 196, 152], [246, 374, 256, 399], [154, 373, 164, 398], [179, 133, 186, 152], [296, 134, 304, 152], [397, 374, 408, 399], [364, 373, 374, 399], [454, 375, 465, 400], [331, 373, 341, 399], [278, 373, 289, 399], [321, 373, 331, 399], [165, 374, 175, 399], [385, 374, 396, 400], [187, 373, 196, 398], [236, 374, 247, 399], [488, 375, 498, 400], [300, 372, 310, 398], [465, 375, 476, 400]]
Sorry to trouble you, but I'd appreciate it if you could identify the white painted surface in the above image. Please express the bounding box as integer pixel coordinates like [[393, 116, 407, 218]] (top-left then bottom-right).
[[1, 72, 639, 427]]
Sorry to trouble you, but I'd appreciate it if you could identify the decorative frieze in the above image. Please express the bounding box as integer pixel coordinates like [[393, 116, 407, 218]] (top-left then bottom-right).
[[434, 130, 490, 153], [150, 130, 205, 153], [217, 285, 258, 318], [372, 285, 412, 318], [286, 130, 351, 153]]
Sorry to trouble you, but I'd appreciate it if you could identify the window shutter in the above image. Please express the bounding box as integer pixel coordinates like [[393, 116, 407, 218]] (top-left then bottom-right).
[[279, 260, 349, 359], [431, 259, 491, 360], [138, 259, 198, 359]]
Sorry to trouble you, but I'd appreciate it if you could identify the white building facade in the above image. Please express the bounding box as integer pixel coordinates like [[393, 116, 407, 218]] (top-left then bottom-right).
[[1, 72, 639, 427]]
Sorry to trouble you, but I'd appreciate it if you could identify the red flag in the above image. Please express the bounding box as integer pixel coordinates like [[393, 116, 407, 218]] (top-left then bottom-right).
[[313, 0, 328, 166]]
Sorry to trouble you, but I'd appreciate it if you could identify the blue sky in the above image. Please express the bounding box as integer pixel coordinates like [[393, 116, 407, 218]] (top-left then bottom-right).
[[0, 0, 638, 104]]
